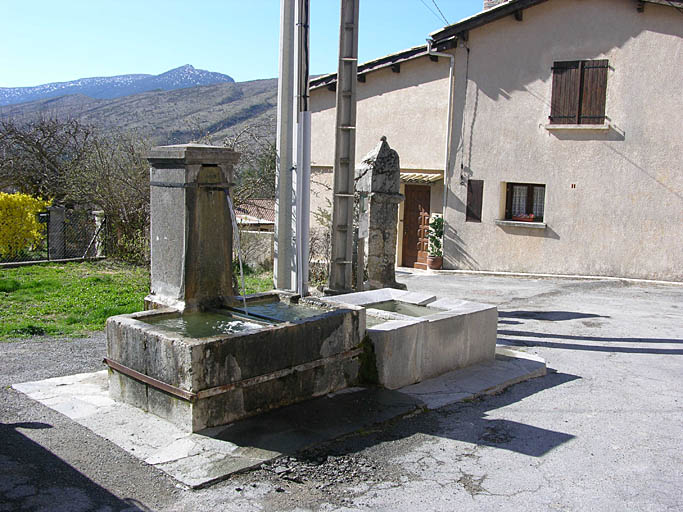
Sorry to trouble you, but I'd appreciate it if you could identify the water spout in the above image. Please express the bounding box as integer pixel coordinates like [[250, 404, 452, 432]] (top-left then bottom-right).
[[225, 193, 248, 315]]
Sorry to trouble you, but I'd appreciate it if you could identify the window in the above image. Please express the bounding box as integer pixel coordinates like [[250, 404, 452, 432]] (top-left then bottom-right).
[[466, 179, 483, 222], [549, 59, 608, 125], [505, 183, 545, 222]]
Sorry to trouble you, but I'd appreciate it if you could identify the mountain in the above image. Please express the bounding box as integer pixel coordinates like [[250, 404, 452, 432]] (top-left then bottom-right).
[[0, 65, 235, 107], [0, 77, 277, 145]]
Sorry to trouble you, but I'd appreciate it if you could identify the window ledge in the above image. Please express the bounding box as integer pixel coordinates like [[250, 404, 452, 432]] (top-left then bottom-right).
[[495, 220, 547, 229], [544, 122, 611, 131]]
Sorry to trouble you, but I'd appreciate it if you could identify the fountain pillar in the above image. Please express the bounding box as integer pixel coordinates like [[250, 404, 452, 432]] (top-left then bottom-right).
[[145, 144, 239, 311]]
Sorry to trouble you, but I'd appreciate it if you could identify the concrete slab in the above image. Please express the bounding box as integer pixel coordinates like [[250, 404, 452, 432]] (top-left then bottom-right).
[[12, 347, 544, 489], [401, 348, 547, 410]]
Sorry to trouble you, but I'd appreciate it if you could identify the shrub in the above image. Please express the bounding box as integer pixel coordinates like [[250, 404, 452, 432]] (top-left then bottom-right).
[[0, 193, 50, 258], [428, 215, 444, 257]]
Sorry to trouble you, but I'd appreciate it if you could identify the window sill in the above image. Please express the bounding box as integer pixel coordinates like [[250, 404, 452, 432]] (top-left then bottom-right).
[[495, 220, 547, 229], [544, 122, 610, 131]]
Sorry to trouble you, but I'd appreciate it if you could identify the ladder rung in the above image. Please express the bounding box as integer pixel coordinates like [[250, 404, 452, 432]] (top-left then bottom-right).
[[334, 260, 353, 265], [335, 193, 354, 197], [340, 125, 356, 130], [340, 57, 357, 62]]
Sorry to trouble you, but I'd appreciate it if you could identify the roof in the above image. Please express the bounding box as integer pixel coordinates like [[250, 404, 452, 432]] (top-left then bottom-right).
[[401, 172, 443, 184], [309, 45, 429, 90], [234, 198, 275, 224], [430, 0, 683, 47], [429, 0, 550, 46], [310, 0, 683, 90]]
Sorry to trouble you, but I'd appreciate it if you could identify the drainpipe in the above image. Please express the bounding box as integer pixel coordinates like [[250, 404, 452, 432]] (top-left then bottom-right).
[[426, 39, 455, 221]]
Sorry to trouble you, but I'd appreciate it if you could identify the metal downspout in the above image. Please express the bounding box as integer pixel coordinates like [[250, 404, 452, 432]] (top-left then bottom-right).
[[426, 39, 455, 223]]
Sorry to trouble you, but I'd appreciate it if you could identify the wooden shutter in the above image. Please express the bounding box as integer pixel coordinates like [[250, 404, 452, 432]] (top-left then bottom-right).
[[549, 61, 580, 124], [466, 179, 483, 222], [579, 59, 608, 124]]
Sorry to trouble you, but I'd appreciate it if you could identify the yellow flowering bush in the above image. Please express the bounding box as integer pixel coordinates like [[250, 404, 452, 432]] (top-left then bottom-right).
[[0, 193, 50, 258]]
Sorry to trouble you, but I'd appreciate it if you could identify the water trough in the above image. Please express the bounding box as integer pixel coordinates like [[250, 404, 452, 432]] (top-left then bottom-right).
[[323, 288, 497, 389]]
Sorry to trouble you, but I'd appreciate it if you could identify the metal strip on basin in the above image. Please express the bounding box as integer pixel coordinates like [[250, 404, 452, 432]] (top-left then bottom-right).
[[103, 357, 197, 402], [103, 347, 363, 403], [194, 347, 363, 400]]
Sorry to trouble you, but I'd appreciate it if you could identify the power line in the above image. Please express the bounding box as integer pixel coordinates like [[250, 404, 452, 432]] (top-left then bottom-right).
[[417, 0, 445, 24], [431, 0, 449, 24]]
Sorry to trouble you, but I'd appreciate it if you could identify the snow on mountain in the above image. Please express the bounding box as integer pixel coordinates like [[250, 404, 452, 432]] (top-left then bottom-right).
[[0, 65, 234, 106]]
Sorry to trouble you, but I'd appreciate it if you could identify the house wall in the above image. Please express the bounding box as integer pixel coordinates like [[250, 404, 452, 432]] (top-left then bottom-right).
[[310, 55, 450, 170], [444, 0, 683, 280]]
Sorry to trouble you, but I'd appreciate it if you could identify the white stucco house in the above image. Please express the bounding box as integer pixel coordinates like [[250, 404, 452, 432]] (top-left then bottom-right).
[[309, 0, 683, 281]]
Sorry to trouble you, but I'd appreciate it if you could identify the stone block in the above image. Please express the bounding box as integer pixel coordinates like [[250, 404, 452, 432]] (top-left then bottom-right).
[[323, 289, 498, 389]]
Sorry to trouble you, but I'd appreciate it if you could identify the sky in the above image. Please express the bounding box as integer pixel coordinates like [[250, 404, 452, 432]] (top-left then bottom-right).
[[0, 0, 484, 87]]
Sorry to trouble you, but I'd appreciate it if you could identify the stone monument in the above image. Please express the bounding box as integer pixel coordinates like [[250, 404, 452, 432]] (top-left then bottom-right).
[[355, 137, 406, 290]]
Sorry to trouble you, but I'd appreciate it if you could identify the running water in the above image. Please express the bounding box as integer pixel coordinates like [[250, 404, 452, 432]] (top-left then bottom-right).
[[225, 193, 248, 315]]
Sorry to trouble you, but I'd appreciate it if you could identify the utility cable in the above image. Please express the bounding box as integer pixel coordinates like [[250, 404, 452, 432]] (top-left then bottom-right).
[[418, 0, 445, 24], [431, 0, 449, 24]]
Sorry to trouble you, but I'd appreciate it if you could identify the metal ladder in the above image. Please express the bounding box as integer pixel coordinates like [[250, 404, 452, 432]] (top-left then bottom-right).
[[328, 0, 359, 293]]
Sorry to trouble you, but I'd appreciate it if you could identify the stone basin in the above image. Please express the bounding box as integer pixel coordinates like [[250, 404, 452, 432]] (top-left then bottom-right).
[[105, 292, 364, 432], [322, 288, 497, 389]]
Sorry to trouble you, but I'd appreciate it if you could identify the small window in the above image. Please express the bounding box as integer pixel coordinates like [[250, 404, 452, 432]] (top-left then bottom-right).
[[466, 179, 483, 222], [549, 59, 608, 124], [505, 183, 545, 222]]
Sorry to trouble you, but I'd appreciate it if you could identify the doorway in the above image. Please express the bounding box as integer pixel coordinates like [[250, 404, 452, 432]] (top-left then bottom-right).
[[402, 185, 431, 269]]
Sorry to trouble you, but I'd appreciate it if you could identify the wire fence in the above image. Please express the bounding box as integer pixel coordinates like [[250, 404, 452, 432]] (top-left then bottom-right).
[[0, 207, 105, 264]]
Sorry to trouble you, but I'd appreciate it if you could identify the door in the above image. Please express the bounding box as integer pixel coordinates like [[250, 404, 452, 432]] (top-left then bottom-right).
[[402, 185, 431, 269]]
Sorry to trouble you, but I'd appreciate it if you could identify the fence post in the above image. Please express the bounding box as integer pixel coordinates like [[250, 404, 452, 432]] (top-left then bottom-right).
[[93, 211, 105, 257], [47, 206, 65, 260]]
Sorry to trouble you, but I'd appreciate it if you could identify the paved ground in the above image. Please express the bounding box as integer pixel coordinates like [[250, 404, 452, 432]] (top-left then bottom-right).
[[2, 273, 682, 511]]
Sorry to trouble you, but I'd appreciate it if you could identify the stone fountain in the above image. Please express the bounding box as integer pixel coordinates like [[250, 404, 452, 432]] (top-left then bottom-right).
[[105, 145, 363, 432], [105, 143, 498, 434]]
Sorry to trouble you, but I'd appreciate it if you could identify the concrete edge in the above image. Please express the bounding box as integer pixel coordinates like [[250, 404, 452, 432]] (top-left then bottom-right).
[[396, 267, 683, 286]]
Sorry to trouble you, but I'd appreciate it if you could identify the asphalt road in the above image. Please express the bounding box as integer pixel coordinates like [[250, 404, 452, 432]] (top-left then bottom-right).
[[2, 273, 682, 511]]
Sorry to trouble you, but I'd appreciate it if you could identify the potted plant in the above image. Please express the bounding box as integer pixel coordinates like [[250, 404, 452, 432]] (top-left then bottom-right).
[[427, 215, 443, 270]]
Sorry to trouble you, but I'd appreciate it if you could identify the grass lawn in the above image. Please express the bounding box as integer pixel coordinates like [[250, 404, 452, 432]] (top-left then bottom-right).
[[0, 260, 273, 340]]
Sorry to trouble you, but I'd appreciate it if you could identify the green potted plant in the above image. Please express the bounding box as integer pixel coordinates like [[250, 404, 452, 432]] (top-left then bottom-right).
[[427, 215, 443, 270]]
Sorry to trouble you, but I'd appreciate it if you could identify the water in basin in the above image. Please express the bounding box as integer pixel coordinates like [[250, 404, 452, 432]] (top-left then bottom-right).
[[143, 311, 263, 338], [366, 300, 444, 318], [231, 301, 326, 323], [366, 315, 388, 328]]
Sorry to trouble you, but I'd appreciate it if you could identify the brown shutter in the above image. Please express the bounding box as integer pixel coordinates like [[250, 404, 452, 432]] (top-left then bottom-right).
[[579, 59, 608, 124], [550, 61, 580, 124], [466, 179, 484, 222]]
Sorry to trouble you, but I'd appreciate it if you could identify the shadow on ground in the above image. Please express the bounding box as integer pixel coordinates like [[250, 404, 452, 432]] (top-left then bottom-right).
[[213, 369, 579, 460], [499, 311, 610, 322], [0, 421, 148, 512], [498, 330, 683, 355]]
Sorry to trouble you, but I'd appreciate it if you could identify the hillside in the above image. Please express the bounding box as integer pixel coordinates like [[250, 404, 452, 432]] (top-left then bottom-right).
[[0, 78, 278, 145], [0, 65, 235, 107]]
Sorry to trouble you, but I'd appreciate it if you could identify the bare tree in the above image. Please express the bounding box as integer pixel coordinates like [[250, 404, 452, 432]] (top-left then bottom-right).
[[222, 116, 276, 208], [71, 130, 151, 263], [0, 117, 94, 202]]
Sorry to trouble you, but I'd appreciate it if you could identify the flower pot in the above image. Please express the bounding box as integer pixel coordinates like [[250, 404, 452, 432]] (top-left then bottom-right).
[[427, 255, 442, 270]]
